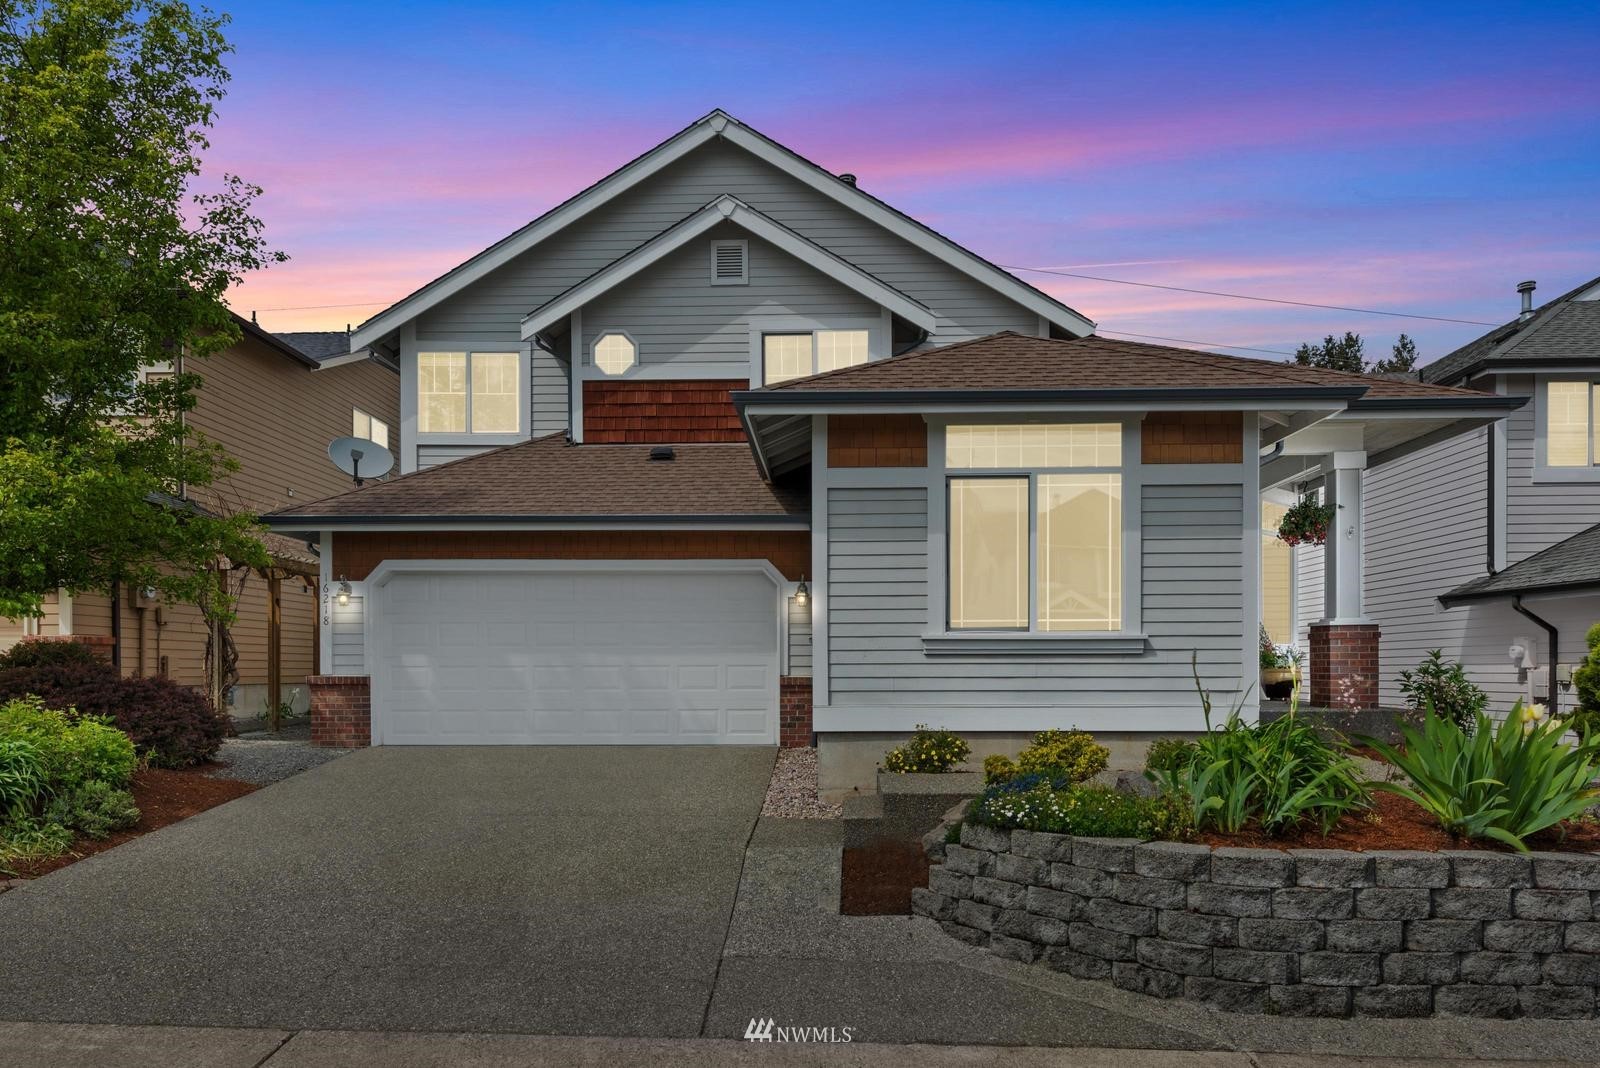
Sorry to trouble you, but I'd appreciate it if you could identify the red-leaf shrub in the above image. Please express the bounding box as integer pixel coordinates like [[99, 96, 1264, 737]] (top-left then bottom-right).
[[0, 639, 101, 670], [0, 663, 227, 767]]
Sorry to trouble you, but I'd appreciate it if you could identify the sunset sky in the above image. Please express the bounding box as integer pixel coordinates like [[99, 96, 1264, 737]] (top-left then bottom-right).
[[214, 1, 1600, 366]]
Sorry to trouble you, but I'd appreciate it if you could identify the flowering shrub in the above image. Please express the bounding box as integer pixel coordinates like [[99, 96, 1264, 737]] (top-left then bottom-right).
[[985, 729, 1109, 785], [1397, 650, 1487, 731], [967, 778, 1192, 840], [1277, 492, 1334, 546], [881, 725, 970, 774], [1259, 625, 1297, 671]]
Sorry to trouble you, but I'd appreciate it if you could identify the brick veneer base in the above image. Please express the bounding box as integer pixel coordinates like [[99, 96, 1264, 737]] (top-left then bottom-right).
[[917, 826, 1600, 1018], [308, 675, 371, 747], [1309, 622, 1380, 708], [779, 676, 813, 748]]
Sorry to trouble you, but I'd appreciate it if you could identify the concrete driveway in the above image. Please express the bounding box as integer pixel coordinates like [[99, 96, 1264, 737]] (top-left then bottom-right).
[[0, 746, 774, 1035]]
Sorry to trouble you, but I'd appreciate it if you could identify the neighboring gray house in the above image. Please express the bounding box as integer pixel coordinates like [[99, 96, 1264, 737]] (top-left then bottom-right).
[[1295, 277, 1600, 717], [262, 111, 1517, 790]]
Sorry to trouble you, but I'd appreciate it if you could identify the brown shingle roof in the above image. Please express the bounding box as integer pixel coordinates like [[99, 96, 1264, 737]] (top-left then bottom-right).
[[263, 434, 807, 523], [762, 332, 1499, 401]]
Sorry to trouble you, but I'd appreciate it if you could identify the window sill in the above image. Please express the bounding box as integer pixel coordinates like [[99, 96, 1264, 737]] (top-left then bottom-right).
[[1532, 465, 1600, 484], [921, 632, 1148, 656]]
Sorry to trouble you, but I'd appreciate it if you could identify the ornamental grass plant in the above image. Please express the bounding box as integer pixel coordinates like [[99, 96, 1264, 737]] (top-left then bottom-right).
[[1361, 701, 1600, 851]]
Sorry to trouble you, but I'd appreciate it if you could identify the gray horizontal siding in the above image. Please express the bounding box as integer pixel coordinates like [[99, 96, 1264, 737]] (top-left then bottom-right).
[[415, 139, 1039, 346], [825, 483, 1247, 711], [580, 222, 879, 369], [787, 594, 812, 677], [1504, 374, 1600, 562], [531, 347, 569, 436], [331, 595, 364, 675], [416, 443, 497, 470]]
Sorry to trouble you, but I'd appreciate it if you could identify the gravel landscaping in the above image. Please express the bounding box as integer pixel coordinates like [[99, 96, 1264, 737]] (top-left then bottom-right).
[[204, 736, 347, 785], [761, 747, 841, 819]]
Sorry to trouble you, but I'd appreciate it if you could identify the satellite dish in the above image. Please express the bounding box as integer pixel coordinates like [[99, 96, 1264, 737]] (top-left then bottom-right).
[[328, 436, 394, 486]]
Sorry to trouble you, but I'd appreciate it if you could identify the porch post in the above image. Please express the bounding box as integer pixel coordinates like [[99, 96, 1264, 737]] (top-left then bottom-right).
[[1309, 450, 1380, 708]]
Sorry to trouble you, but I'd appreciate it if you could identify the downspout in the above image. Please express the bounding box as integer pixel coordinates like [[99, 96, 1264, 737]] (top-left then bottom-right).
[[1511, 596, 1559, 713], [1485, 417, 1496, 575], [109, 580, 122, 673]]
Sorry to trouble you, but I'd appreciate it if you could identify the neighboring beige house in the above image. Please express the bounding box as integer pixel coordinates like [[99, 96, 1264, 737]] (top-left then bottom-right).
[[0, 314, 399, 720]]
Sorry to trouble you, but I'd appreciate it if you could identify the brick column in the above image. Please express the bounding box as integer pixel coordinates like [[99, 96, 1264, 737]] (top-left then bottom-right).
[[307, 675, 371, 747], [779, 676, 813, 748], [1308, 623, 1380, 709]]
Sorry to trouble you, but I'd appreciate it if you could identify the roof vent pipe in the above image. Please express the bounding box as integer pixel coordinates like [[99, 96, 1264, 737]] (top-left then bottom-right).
[[1517, 280, 1537, 322], [838, 173, 857, 186]]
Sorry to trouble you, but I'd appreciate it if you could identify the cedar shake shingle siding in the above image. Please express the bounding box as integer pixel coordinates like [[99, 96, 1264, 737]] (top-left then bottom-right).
[[331, 530, 810, 581], [1142, 411, 1244, 464], [827, 414, 927, 467], [583, 379, 746, 443]]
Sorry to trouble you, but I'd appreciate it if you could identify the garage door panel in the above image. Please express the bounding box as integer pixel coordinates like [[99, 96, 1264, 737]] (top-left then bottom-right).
[[375, 568, 779, 745]]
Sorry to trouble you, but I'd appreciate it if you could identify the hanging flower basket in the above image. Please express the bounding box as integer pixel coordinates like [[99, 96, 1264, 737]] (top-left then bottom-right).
[[1277, 493, 1334, 546]]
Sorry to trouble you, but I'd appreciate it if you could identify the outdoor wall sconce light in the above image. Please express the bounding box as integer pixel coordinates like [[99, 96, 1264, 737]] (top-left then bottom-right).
[[336, 578, 352, 607], [794, 577, 809, 608]]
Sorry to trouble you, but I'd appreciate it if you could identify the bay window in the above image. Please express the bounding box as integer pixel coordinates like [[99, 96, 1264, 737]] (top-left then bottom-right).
[[417, 350, 522, 434], [946, 423, 1123, 633]]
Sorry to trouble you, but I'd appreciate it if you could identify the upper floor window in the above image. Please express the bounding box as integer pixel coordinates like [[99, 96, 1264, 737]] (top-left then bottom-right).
[[762, 329, 869, 385], [1547, 381, 1598, 467], [593, 333, 637, 376], [946, 423, 1123, 633], [418, 351, 521, 434], [353, 408, 390, 450]]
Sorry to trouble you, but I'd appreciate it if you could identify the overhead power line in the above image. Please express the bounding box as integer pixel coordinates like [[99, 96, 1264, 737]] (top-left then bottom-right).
[[1000, 265, 1501, 327], [249, 300, 392, 312], [1096, 329, 1296, 358]]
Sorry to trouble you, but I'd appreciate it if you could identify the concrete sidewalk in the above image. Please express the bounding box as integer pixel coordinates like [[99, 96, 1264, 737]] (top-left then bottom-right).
[[4, 1022, 1593, 1068]]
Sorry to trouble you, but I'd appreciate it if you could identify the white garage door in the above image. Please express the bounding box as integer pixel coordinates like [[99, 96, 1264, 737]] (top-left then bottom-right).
[[373, 567, 779, 745]]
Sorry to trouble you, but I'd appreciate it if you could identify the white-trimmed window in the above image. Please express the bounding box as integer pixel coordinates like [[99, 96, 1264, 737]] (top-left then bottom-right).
[[946, 423, 1123, 633], [593, 332, 637, 376], [1547, 380, 1598, 468], [352, 408, 390, 449], [762, 329, 870, 385], [417, 350, 521, 434]]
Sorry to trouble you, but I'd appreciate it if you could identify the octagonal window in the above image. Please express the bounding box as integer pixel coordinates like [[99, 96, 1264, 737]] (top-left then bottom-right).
[[594, 332, 636, 376]]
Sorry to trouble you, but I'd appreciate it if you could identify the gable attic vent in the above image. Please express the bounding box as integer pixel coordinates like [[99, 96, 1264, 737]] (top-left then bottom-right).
[[711, 240, 748, 285]]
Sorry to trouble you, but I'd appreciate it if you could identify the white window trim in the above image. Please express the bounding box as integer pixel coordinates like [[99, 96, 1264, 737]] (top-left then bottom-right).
[[709, 239, 748, 286], [923, 416, 1145, 654], [1533, 374, 1600, 483], [748, 316, 885, 387], [590, 329, 640, 377], [400, 329, 533, 472]]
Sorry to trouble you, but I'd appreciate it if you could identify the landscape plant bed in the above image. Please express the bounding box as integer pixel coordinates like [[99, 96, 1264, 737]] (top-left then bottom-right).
[[840, 837, 930, 915], [1197, 791, 1600, 854], [5, 767, 256, 879]]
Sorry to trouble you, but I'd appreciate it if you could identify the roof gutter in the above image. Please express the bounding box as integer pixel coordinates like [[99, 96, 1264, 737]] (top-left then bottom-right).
[[734, 385, 1369, 409], [1344, 395, 1528, 413], [261, 512, 810, 530], [1441, 577, 1600, 608]]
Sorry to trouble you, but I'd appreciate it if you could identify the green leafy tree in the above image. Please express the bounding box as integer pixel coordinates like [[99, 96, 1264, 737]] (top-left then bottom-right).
[[1293, 331, 1367, 373], [1373, 333, 1419, 374], [0, 0, 282, 618]]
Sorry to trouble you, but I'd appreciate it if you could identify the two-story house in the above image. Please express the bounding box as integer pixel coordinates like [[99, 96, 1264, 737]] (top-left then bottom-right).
[[1292, 277, 1600, 717], [0, 314, 400, 720], [264, 111, 1516, 790]]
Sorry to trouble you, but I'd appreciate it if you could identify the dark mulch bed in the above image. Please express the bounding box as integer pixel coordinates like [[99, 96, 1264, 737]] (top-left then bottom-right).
[[7, 766, 257, 878], [1199, 790, 1600, 854], [841, 837, 930, 915]]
